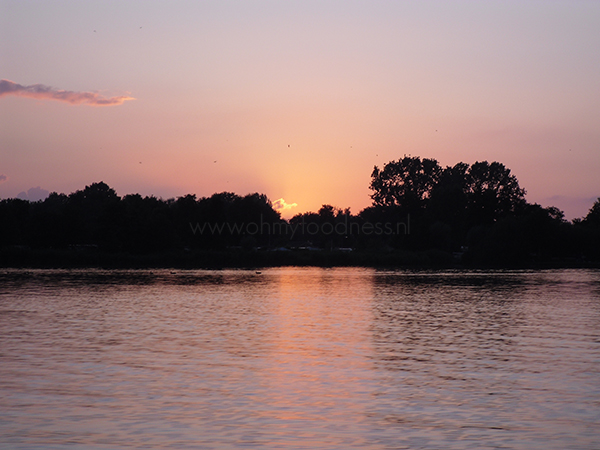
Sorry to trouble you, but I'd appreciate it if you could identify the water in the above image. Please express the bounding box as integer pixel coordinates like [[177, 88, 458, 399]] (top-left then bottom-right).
[[1, 268, 599, 449]]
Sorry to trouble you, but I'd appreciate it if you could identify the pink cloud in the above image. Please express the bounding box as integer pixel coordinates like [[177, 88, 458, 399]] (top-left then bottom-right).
[[0, 79, 134, 106]]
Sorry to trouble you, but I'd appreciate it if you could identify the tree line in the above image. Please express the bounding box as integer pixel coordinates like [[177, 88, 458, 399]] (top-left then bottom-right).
[[1, 156, 599, 266], [364, 157, 599, 263]]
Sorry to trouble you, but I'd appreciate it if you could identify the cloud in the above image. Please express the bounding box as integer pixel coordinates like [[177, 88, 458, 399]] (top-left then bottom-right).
[[0, 79, 134, 106], [0, 174, 6, 182], [16, 186, 49, 202], [272, 198, 298, 211]]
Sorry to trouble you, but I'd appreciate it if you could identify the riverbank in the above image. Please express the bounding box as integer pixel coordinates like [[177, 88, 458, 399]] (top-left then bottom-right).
[[1, 246, 596, 270]]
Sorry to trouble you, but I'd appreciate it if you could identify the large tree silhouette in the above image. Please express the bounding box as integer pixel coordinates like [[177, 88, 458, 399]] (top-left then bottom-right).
[[369, 156, 442, 212], [465, 161, 526, 224]]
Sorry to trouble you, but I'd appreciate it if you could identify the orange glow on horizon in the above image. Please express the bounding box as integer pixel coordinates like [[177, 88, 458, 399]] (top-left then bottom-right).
[[1, 2, 598, 220]]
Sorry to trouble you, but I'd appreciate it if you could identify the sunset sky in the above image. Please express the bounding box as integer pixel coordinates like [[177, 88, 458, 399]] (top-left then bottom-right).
[[1, 0, 599, 219]]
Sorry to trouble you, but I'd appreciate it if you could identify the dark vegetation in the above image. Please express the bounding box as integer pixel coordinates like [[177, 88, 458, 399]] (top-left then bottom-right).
[[1, 156, 599, 268]]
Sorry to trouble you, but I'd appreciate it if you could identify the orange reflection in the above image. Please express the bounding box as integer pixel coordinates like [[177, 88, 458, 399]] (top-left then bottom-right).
[[254, 268, 376, 425]]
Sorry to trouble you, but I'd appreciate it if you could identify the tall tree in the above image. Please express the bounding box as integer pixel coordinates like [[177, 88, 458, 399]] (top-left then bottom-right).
[[369, 156, 442, 211], [465, 161, 526, 224], [429, 162, 469, 222]]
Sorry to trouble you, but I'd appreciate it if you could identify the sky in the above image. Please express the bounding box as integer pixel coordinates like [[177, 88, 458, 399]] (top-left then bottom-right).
[[1, 0, 599, 219]]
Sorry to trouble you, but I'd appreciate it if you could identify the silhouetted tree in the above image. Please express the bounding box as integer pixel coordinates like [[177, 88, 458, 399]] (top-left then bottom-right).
[[465, 203, 573, 264], [465, 161, 526, 225], [65, 182, 121, 247], [575, 198, 600, 260], [582, 198, 600, 227], [29, 192, 69, 248], [427, 162, 470, 250], [0, 198, 30, 247], [369, 156, 442, 212], [429, 162, 469, 222]]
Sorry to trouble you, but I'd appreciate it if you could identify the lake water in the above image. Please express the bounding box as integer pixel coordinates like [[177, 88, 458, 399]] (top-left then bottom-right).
[[1, 268, 599, 449]]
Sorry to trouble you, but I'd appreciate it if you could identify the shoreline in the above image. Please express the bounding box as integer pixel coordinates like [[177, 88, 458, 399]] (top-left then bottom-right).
[[1, 247, 596, 270]]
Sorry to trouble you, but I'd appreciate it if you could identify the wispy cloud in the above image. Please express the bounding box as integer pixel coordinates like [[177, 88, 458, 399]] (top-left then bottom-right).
[[0, 79, 134, 106], [272, 198, 298, 211], [0, 174, 6, 182]]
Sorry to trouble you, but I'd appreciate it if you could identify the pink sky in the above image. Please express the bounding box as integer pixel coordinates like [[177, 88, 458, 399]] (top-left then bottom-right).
[[1, 1, 599, 219]]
